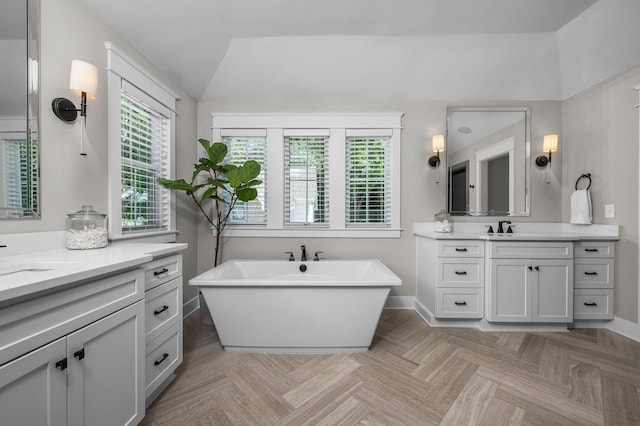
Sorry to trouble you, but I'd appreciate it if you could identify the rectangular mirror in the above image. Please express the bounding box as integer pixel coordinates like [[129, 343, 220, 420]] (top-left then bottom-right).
[[446, 106, 530, 216], [0, 0, 40, 219]]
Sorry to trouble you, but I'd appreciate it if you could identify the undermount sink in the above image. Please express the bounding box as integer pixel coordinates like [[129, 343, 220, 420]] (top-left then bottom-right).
[[0, 262, 83, 277]]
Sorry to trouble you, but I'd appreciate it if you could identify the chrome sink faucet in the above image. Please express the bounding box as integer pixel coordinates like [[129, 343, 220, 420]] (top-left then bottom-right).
[[300, 245, 307, 261]]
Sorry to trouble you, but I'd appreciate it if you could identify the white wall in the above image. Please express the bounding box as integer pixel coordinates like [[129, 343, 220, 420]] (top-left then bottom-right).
[[196, 100, 562, 297], [0, 0, 200, 304], [562, 65, 640, 322]]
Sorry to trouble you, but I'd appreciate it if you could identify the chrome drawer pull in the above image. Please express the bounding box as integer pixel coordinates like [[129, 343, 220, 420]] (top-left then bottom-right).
[[154, 305, 169, 315], [584, 272, 598, 276], [455, 248, 468, 252], [55, 358, 67, 371], [585, 248, 599, 252], [154, 353, 169, 366], [73, 349, 85, 360], [454, 271, 467, 275], [154, 268, 169, 276], [584, 302, 598, 306], [454, 301, 467, 306]]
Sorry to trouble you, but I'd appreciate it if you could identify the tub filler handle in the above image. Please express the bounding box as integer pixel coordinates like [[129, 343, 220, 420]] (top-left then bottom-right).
[[285, 252, 295, 261], [314, 251, 323, 261]]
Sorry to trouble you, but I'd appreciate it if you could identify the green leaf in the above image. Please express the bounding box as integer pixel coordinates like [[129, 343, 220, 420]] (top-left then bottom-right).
[[240, 160, 261, 182], [208, 142, 228, 164], [206, 178, 228, 187], [243, 179, 263, 188], [157, 178, 195, 192], [237, 187, 258, 202], [201, 187, 217, 200], [225, 165, 242, 188]]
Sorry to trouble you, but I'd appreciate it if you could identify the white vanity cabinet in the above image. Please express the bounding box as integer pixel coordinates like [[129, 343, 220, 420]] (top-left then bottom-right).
[[416, 238, 484, 319], [486, 242, 573, 323], [573, 241, 615, 319], [143, 254, 183, 405], [0, 269, 146, 426]]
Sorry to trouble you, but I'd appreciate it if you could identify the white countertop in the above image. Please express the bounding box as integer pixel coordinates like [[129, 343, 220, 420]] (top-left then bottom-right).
[[0, 242, 187, 304], [413, 222, 620, 241]]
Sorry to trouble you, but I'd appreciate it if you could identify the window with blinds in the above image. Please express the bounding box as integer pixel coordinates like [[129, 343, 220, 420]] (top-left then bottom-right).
[[346, 136, 392, 226], [120, 91, 170, 232], [222, 135, 267, 225], [284, 135, 329, 226], [1, 138, 38, 213]]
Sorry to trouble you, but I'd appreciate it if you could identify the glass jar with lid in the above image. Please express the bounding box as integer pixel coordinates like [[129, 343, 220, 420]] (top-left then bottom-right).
[[434, 209, 453, 233], [66, 205, 108, 249]]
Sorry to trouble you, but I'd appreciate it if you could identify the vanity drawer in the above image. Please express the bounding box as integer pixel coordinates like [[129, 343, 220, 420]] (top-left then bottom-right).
[[574, 289, 614, 320], [145, 277, 182, 344], [574, 242, 615, 258], [438, 240, 484, 258], [144, 254, 182, 291], [574, 259, 614, 289], [145, 322, 183, 398], [489, 242, 573, 259], [437, 259, 484, 288], [435, 288, 483, 319]]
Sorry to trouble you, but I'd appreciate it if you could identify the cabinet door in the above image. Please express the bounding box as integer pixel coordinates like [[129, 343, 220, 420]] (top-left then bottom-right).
[[67, 300, 145, 426], [0, 337, 67, 426], [532, 260, 573, 322], [488, 259, 531, 322]]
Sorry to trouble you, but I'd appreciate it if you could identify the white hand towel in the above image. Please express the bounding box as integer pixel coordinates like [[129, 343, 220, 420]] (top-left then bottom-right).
[[570, 189, 592, 224]]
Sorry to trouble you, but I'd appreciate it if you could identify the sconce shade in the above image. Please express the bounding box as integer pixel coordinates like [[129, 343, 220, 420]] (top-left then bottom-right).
[[69, 60, 98, 99], [432, 134, 445, 153], [542, 134, 558, 153]]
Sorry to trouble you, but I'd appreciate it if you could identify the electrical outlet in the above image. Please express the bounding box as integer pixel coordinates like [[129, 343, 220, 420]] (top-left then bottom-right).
[[605, 204, 615, 219]]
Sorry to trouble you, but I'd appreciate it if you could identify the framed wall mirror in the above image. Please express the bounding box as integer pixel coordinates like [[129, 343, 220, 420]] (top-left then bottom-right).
[[446, 106, 530, 216], [0, 0, 40, 219]]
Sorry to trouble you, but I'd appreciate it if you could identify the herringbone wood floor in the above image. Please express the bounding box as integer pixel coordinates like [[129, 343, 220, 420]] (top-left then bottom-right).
[[141, 309, 640, 425]]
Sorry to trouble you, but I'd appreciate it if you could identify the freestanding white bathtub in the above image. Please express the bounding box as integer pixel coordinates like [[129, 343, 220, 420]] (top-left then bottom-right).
[[190, 259, 402, 353]]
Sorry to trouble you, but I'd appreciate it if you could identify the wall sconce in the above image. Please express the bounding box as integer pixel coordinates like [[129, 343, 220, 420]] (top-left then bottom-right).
[[536, 134, 558, 184], [52, 60, 98, 122], [428, 134, 445, 167], [51, 60, 98, 156], [535, 134, 558, 167]]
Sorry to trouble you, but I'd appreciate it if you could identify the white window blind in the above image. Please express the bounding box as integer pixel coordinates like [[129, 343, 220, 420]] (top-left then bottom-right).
[[346, 136, 392, 226], [284, 135, 329, 226], [222, 135, 267, 225], [1, 138, 38, 213], [120, 90, 170, 232]]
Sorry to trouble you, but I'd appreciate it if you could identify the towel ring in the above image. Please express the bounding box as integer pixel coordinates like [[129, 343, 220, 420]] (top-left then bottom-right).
[[575, 173, 591, 190]]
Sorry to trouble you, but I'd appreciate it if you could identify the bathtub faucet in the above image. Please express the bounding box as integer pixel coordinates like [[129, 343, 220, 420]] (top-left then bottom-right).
[[284, 251, 295, 261], [300, 245, 307, 261]]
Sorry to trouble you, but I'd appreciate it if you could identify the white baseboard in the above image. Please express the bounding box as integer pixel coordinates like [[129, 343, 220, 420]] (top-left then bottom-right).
[[606, 315, 640, 342], [411, 297, 640, 341], [183, 295, 199, 319], [384, 296, 415, 309]]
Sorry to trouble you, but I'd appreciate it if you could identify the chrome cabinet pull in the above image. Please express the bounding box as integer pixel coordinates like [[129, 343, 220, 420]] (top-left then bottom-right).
[[584, 272, 598, 275], [585, 248, 599, 252], [454, 301, 467, 306], [55, 358, 67, 371], [455, 248, 468, 252], [584, 302, 598, 306], [454, 271, 467, 275], [73, 349, 85, 360]]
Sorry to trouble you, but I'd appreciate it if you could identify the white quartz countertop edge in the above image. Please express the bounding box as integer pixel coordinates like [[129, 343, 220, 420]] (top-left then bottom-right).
[[413, 222, 620, 241], [0, 243, 187, 304]]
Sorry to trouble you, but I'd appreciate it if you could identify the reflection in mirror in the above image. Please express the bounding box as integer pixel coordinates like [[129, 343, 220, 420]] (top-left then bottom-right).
[[447, 107, 530, 216], [0, 0, 39, 219]]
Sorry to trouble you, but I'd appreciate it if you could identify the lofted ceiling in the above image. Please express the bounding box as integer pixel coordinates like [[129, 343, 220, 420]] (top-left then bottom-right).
[[79, 0, 632, 102]]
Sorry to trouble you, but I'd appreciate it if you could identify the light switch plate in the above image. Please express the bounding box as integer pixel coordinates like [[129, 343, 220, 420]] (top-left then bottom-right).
[[605, 204, 615, 218]]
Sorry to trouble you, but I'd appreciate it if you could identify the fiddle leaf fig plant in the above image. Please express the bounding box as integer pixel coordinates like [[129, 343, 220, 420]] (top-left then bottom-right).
[[158, 138, 261, 266]]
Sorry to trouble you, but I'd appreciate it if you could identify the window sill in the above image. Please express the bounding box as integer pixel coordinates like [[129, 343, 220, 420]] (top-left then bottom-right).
[[222, 227, 402, 238], [109, 230, 178, 244]]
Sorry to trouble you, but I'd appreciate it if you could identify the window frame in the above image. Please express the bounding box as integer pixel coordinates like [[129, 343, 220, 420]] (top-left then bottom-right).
[[211, 113, 402, 238], [106, 42, 178, 241]]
